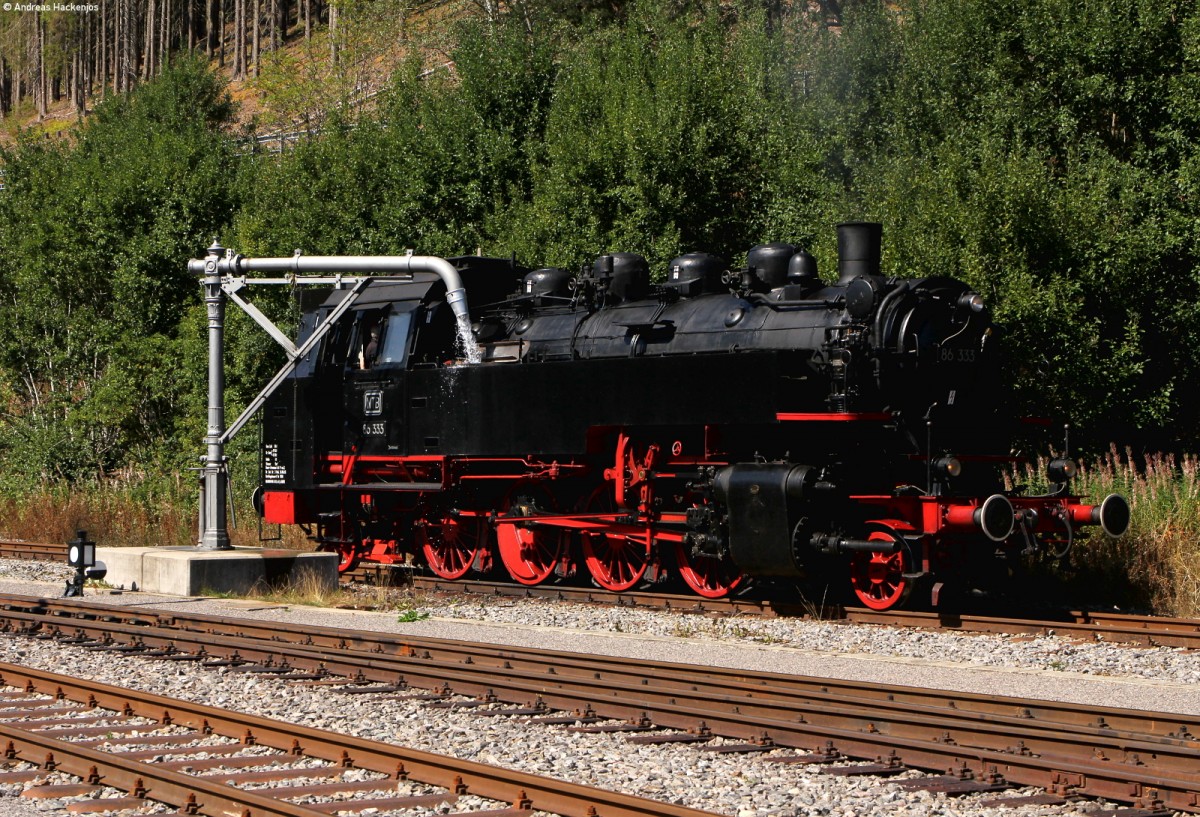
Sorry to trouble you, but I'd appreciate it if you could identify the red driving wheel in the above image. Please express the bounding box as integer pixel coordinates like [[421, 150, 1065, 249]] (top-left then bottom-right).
[[333, 543, 359, 574], [496, 486, 563, 586], [580, 487, 650, 592], [419, 514, 486, 580], [674, 540, 744, 599], [849, 529, 912, 610]]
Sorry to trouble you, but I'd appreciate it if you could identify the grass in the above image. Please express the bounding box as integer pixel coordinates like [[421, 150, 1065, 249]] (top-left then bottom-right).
[[0, 480, 310, 551], [205, 566, 433, 614], [1009, 446, 1200, 616]]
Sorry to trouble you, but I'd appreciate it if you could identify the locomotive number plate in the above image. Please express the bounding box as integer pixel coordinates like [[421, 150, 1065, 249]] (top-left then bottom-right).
[[363, 390, 383, 416], [938, 345, 976, 363], [362, 422, 386, 436]]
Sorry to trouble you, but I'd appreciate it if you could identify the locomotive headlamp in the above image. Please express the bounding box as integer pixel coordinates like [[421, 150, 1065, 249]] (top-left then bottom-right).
[[957, 292, 985, 313], [933, 457, 962, 478], [846, 277, 880, 319], [1047, 458, 1078, 483]]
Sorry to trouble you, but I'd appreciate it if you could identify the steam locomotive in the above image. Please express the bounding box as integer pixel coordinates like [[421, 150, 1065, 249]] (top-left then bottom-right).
[[256, 222, 1130, 610]]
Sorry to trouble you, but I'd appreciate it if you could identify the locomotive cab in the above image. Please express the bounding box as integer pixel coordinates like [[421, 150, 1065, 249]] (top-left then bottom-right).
[[342, 302, 420, 461]]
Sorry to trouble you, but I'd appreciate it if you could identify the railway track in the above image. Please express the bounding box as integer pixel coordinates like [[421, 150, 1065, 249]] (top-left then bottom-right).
[[4, 538, 1200, 648], [0, 592, 1195, 813], [0, 539, 69, 562], [842, 607, 1200, 649], [0, 660, 717, 817], [407, 575, 1200, 649]]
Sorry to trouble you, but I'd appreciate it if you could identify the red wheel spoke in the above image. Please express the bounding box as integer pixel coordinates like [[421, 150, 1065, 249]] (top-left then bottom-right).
[[582, 532, 647, 592]]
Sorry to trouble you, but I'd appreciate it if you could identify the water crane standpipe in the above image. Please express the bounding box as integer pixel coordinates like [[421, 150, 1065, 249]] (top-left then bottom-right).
[[188, 244, 473, 551]]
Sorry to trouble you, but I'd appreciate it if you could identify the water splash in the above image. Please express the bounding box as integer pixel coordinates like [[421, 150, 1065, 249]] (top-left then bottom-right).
[[455, 315, 481, 364]]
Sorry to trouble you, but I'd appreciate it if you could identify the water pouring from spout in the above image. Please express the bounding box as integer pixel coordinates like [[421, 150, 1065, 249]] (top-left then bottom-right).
[[446, 286, 481, 364]]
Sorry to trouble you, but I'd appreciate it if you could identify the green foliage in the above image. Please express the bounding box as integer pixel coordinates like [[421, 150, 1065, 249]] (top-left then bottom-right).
[[0, 55, 240, 485], [793, 0, 1200, 445], [503, 1, 778, 267], [235, 18, 558, 258]]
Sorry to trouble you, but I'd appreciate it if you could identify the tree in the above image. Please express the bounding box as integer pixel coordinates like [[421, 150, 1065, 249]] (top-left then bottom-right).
[[0, 57, 241, 481]]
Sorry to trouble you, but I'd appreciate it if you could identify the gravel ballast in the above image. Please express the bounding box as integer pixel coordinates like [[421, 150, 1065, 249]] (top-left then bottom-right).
[[1, 558, 1197, 817]]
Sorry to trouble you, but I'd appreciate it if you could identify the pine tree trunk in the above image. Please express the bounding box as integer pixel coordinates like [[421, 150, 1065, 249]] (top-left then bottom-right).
[[118, 0, 124, 92], [69, 47, 77, 110], [233, 0, 245, 80], [205, 0, 215, 57], [71, 18, 81, 109], [329, 2, 338, 66], [36, 15, 47, 119], [160, 0, 169, 72], [143, 0, 156, 79], [99, 0, 108, 97], [122, 0, 134, 92], [251, 0, 260, 77], [82, 10, 92, 105], [112, 0, 120, 93]]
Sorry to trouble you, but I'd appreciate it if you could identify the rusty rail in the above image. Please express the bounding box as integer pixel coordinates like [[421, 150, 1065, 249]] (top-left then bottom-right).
[[0, 540, 68, 562], [3, 539, 1200, 646], [0, 661, 721, 817]]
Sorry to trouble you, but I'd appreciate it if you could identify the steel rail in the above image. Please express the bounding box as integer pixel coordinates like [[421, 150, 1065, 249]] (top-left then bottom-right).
[[2, 592, 1197, 736], [5, 593, 1199, 740], [410, 575, 786, 615], [5, 543, 1200, 648], [1, 595, 1198, 811], [841, 607, 1200, 649], [408, 576, 1200, 649], [0, 661, 721, 817], [0, 718, 339, 817], [0, 540, 68, 561]]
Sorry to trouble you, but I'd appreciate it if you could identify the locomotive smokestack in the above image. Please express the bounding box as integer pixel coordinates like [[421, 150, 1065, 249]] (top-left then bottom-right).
[[837, 222, 882, 284]]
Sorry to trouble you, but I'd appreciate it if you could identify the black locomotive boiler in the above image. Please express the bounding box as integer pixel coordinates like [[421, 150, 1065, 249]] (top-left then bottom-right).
[[257, 222, 1130, 609]]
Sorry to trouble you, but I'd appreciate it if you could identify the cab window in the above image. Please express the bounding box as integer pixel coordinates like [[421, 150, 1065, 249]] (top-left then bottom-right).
[[377, 310, 414, 366], [350, 311, 386, 370]]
